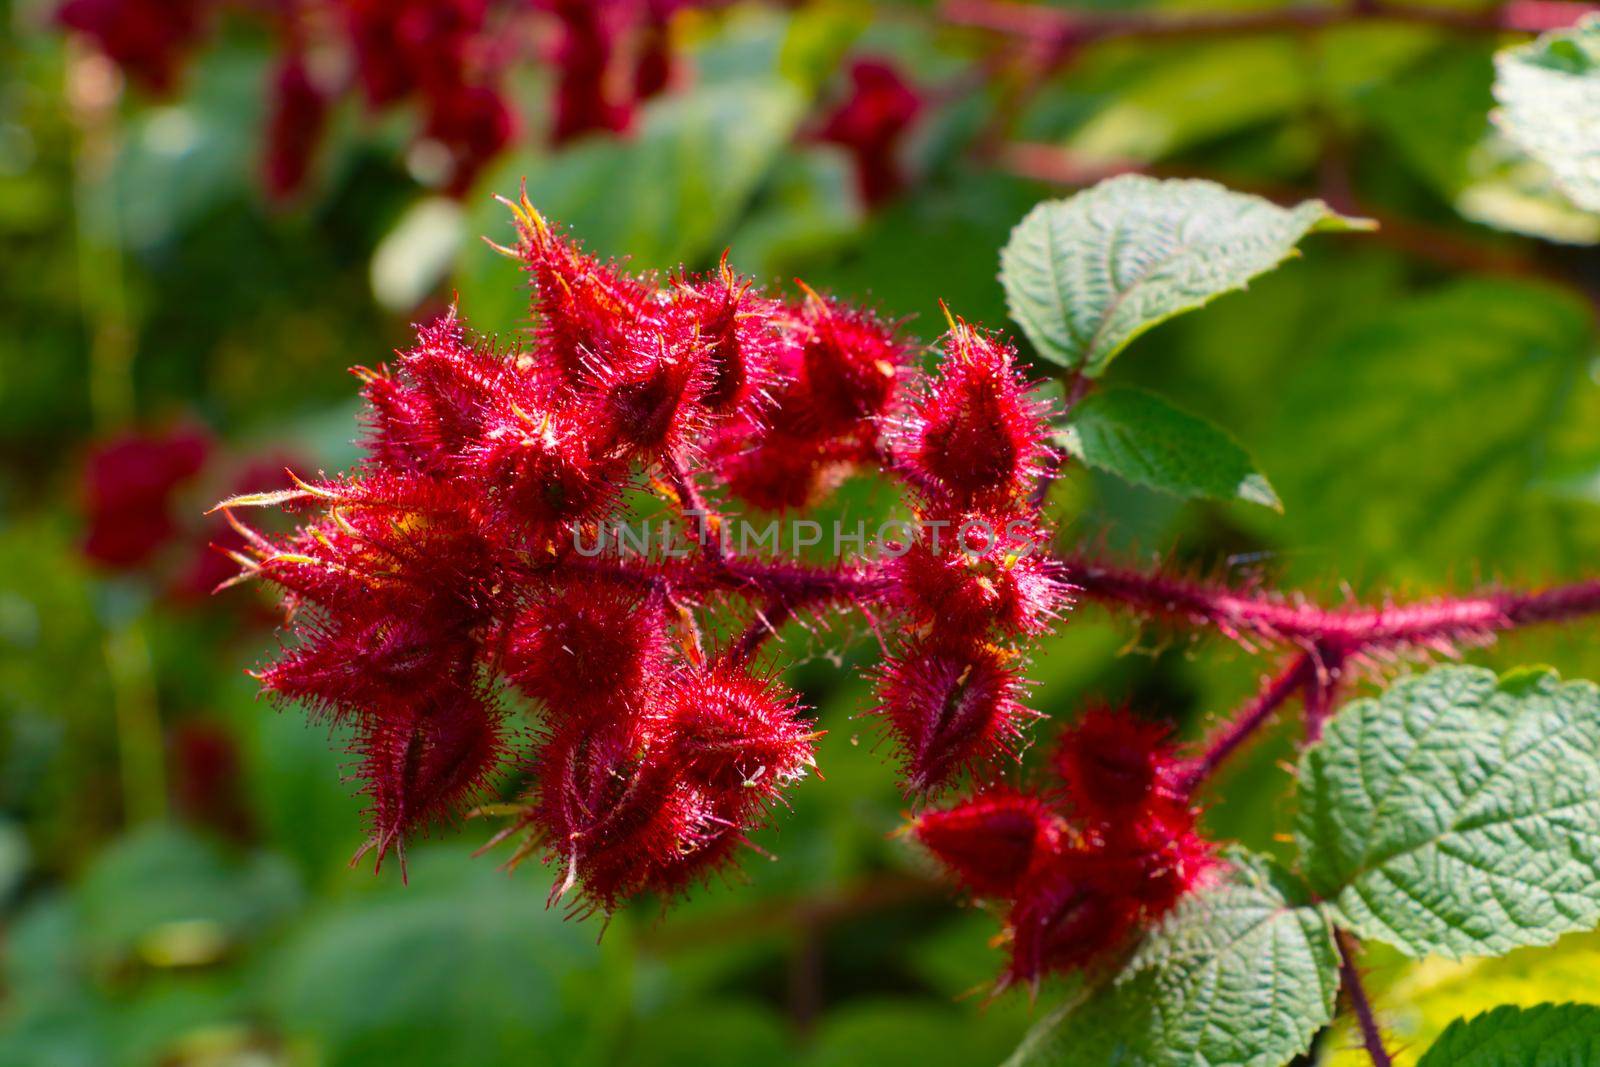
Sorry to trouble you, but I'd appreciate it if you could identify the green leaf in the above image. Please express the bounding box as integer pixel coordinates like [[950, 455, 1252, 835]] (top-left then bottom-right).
[[1418, 1003, 1600, 1065], [1058, 386, 1280, 510], [807, 999, 1030, 1067], [1493, 16, 1600, 214], [1296, 666, 1600, 959], [73, 824, 302, 969], [1005, 853, 1338, 1067], [998, 175, 1367, 374], [265, 846, 630, 1067]]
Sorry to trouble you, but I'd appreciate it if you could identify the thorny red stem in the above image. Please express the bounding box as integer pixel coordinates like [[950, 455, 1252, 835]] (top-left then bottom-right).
[[1303, 651, 1347, 743], [1182, 653, 1314, 791], [944, 0, 1600, 48], [1337, 930, 1395, 1067], [581, 548, 1600, 778], [1060, 554, 1600, 658], [568, 552, 892, 606], [579, 548, 1600, 659], [573, 548, 1600, 673]]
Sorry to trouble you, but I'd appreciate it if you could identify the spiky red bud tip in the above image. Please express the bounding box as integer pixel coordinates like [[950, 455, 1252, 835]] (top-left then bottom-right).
[[358, 686, 507, 871], [503, 586, 668, 718], [661, 664, 816, 803], [897, 322, 1056, 507], [912, 790, 1062, 898], [874, 641, 1036, 795], [533, 662, 816, 914], [1052, 706, 1186, 819]]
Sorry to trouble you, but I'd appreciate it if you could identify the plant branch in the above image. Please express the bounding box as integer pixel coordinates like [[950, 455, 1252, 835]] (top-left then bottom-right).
[[1061, 552, 1600, 658], [569, 552, 894, 608], [1337, 930, 1394, 1067], [945, 0, 1599, 49], [1182, 652, 1314, 790], [1303, 649, 1347, 742]]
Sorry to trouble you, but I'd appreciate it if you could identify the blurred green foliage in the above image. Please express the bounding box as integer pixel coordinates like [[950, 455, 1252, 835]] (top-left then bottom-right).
[[3, 0, 1599, 1064]]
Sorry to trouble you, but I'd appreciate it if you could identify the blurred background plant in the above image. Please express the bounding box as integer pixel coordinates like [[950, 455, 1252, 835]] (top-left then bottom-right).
[[3, 0, 1600, 1064]]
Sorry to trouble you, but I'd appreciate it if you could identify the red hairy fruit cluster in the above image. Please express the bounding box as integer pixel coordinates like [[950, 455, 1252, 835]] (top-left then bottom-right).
[[913, 707, 1217, 988], [816, 56, 925, 208], [56, 0, 210, 95], [334, 0, 517, 195], [220, 192, 1060, 912], [57, 0, 715, 199], [81, 426, 210, 569], [873, 320, 1067, 794]]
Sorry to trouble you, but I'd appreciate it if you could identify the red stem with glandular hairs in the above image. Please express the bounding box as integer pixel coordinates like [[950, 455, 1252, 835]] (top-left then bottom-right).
[[1061, 553, 1600, 657], [1338, 930, 1395, 1067], [945, 0, 1600, 48], [1182, 653, 1314, 790]]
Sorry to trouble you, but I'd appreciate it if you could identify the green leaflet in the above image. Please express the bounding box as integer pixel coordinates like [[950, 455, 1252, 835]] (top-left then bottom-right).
[[1005, 854, 1338, 1067], [1296, 666, 1600, 959], [1057, 386, 1280, 510], [1417, 1003, 1600, 1065], [998, 176, 1368, 375], [1493, 16, 1600, 214]]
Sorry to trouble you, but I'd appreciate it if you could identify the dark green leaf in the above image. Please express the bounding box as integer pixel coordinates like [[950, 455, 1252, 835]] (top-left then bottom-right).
[[999, 176, 1367, 374], [1418, 1003, 1600, 1065], [1059, 386, 1280, 510]]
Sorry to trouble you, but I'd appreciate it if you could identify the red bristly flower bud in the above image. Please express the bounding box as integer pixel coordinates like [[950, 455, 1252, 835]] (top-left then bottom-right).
[[911, 789, 1063, 898], [57, 0, 210, 95], [1052, 705, 1186, 820], [873, 639, 1037, 795], [263, 52, 330, 200], [659, 661, 816, 806], [894, 319, 1055, 508], [356, 683, 507, 873], [503, 584, 669, 717], [888, 512, 1067, 640], [1003, 851, 1138, 989], [909, 702, 1218, 986], [793, 290, 907, 434], [81, 425, 210, 570], [816, 56, 924, 208]]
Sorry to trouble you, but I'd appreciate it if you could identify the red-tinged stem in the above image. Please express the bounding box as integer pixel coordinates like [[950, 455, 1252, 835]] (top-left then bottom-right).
[[576, 549, 1600, 683], [727, 598, 799, 665], [944, 0, 1599, 48], [1337, 930, 1394, 1067], [1304, 651, 1346, 742], [1061, 553, 1600, 658], [569, 552, 894, 607], [1183, 653, 1314, 791], [663, 451, 728, 562]]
